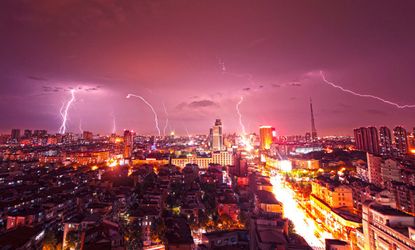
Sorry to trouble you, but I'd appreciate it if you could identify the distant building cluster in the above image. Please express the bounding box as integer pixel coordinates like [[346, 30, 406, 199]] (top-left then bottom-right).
[[1, 116, 415, 250], [354, 126, 415, 158]]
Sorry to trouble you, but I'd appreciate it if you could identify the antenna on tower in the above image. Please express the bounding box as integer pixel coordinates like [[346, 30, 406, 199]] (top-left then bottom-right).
[[310, 98, 318, 140]]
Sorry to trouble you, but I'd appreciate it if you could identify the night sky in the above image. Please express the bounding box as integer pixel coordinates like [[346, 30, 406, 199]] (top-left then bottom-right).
[[1, 0, 415, 136]]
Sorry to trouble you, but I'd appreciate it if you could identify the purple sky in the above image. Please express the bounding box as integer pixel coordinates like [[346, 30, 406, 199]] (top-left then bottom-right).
[[1, 0, 415, 136]]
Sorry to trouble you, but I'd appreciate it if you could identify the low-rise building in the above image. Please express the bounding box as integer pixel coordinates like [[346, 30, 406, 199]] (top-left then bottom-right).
[[171, 151, 234, 168], [254, 190, 283, 216]]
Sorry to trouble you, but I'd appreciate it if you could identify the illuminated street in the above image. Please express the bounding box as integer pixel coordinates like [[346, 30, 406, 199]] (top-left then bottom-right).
[[271, 174, 333, 249]]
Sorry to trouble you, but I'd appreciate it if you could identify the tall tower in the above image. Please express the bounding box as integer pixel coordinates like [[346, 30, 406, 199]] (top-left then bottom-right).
[[310, 98, 318, 140], [211, 119, 223, 151]]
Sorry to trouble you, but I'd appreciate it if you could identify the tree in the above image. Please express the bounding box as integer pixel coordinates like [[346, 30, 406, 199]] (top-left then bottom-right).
[[124, 220, 143, 250], [288, 220, 296, 236], [198, 210, 209, 229], [150, 218, 166, 243], [64, 231, 80, 250], [218, 214, 234, 230], [238, 212, 248, 229], [42, 230, 58, 250]]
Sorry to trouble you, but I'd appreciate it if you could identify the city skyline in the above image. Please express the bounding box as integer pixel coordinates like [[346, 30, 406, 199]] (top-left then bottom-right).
[[1, 1, 415, 136]]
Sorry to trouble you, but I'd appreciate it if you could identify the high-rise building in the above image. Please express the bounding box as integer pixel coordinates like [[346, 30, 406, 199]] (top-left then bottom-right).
[[10, 129, 20, 141], [210, 119, 223, 151], [408, 128, 415, 155], [367, 153, 383, 187], [354, 128, 365, 151], [379, 126, 392, 157], [33, 129, 47, 137], [310, 98, 318, 140], [368, 126, 380, 155], [305, 132, 311, 143], [82, 131, 93, 141], [232, 153, 248, 177], [393, 126, 408, 158], [23, 129, 32, 138], [259, 126, 275, 150], [123, 130, 133, 160], [354, 127, 380, 155]]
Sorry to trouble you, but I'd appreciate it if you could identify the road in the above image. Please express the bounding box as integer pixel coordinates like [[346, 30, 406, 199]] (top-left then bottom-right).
[[270, 174, 332, 249]]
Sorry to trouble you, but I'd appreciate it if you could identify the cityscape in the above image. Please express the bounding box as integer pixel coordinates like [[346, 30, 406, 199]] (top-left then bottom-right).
[[1, 1, 415, 250]]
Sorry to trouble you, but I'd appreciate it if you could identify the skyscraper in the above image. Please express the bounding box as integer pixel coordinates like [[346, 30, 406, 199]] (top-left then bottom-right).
[[210, 119, 223, 151], [10, 129, 20, 141], [23, 129, 32, 138], [354, 127, 380, 155], [33, 129, 47, 137], [82, 131, 93, 141], [369, 127, 380, 155], [259, 126, 275, 150], [379, 126, 392, 157], [310, 98, 318, 140], [123, 130, 133, 160], [393, 126, 408, 158], [408, 128, 415, 155]]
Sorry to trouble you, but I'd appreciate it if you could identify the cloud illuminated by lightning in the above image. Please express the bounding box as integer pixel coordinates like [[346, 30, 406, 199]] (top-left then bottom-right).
[[320, 71, 415, 109], [126, 94, 161, 136], [162, 102, 169, 136], [58, 89, 76, 134]]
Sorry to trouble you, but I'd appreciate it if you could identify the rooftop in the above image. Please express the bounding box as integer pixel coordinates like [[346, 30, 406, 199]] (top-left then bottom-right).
[[256, 190, 280, 205], [370, 203, 413, 217]]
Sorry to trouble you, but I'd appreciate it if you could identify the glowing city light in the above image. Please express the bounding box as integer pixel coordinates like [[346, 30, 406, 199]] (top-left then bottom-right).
[[320, 71, 415, 109], [126, 94, 161, 136], [278, 160, 292, 172], [59, 89, 76, 134], [271, 175, 331, 248]]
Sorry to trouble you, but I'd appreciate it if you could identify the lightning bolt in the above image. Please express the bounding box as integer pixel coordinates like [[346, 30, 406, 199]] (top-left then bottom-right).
[[185, 127, 191, 139], [320, 71, 415, 109], [59, 89, 76, 134], [79, 119, 83, 134], [162, 102, 169, 137], [110, 112, 117, 134], [219, 58, 226, 73], [219, 58, 256, 85], [112, 117, 117, 134], [236, 96, 247, 135], [235, 96, 253, 151], [126, 94, 161, 136]]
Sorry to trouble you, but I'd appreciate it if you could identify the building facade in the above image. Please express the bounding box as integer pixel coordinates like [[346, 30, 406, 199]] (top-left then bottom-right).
[[362, 201, 415, 250], [259, 126, 275, 150]]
